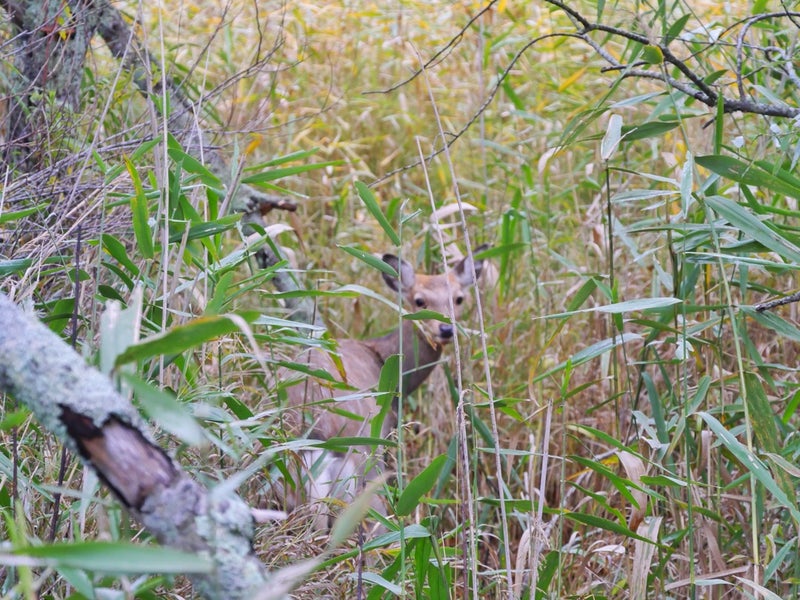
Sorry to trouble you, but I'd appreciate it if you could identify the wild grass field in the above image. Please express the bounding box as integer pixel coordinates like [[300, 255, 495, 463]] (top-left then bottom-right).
[[3, 0, 800, 598]]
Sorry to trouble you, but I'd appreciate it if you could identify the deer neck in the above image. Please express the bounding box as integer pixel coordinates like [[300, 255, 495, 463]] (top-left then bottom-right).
[[362, 320, 443, 395]]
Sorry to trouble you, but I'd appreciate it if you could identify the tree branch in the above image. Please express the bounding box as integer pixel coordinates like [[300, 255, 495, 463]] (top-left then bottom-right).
[[0, 293, 283, 600], [363, 0, 499, 95], [373, 2, 800, 186], [543, 1, 800, 118]]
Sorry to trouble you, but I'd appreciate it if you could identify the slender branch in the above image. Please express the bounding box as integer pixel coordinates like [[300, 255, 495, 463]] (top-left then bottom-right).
[[363, 0, 499, 95], [754, 291, 800, 312], [373, 33, 549, 186], [735, 12, 800, 100], [373, 3, 800, 189]]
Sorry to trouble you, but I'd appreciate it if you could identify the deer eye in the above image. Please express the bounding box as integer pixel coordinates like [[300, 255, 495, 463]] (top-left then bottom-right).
[[455, 296, 464, 306], [414, 297, 426, 308]]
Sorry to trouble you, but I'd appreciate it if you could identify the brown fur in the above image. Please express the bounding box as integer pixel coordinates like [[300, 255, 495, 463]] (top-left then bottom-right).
[[275, 247, 487, 526]]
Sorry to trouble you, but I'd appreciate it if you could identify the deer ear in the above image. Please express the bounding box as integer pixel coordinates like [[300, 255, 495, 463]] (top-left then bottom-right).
[[452, 244, 489, 287], [382, 254, 416, 292]]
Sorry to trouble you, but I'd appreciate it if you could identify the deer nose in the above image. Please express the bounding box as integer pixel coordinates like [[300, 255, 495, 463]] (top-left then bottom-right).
[[439, 324, 454, 339]]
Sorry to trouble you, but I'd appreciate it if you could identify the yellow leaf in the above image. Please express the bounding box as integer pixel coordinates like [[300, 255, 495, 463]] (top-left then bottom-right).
[[244, 134, 262, 157], [558, 67, 587, 93]]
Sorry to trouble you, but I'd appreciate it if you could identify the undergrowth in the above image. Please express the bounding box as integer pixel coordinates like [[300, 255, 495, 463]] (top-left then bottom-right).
[[2, 1, 800, 598]]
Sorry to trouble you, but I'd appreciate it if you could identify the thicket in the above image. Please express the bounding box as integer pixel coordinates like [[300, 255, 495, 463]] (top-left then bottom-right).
[[2, 1, 800, 598]]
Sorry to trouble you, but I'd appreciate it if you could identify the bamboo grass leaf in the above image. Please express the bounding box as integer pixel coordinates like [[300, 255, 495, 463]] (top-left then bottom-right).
[[396, 454, 449, 516], [743, 373, 795, 501], [122, 373, 205, 446], [601, 114, 623, 161], [115, 312, 260, 365], [241, 161, 342, 184], [10, 542, 212, 573], [697, 155, 800, 200], [698, 411, 800, 524], [563, 511, 660, 546], [355, 181, 400, 246], [338, 245, 398, 277], [704, 195, 800, 263], [123, 157, 154, 260]]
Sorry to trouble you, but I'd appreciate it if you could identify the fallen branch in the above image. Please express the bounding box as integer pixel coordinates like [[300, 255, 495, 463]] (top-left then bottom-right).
[[0, 293, 282, 600]]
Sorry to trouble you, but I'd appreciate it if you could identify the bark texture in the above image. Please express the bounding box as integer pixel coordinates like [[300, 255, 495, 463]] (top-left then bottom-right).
[[2, 0, 101, 167], [0, 293, 282, 600]]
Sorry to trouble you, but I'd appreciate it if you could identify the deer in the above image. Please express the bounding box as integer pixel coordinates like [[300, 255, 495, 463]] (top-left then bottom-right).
[[261, 245, 488, 529]]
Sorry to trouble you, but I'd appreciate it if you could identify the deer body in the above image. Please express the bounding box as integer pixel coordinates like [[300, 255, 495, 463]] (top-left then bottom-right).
[[274, 247, 486, 524], [283, 319, 443, 441]]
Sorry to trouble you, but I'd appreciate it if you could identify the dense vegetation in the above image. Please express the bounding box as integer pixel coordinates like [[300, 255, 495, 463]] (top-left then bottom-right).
[[3, 1, 800, 598]]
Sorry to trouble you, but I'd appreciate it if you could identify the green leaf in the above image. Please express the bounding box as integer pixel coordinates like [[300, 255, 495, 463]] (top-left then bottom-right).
[[744, 307, 800, 343], [115, 312, 260, 365], [704, 195, 800, 263], [573, 424, 638, 454], [244, 148, 321, 170], [0, 258, 32, 276], [743, 373, 794, 500], [570, 455, 644, 508], [351, 571, 402, 595], [338, 245, 398, 277], [563, 511, 659, 545], [0, 204, 47, 224], [698, 411, 800, 524], [102, 233, 140, 276], [640, 44, 663, 65], [593, 297, 682, 313], [316, 437, 396, 451], [10, 542, 212, 574], [121, 373, 205, 446], [168, 214, 241, 243], [396, 454, 449, 516], [240, 160, 342, 184], [167, 147, 221, 188], [402, 309, 449, 322], [355, 181, 400, 246], [601, 114, 623, 161], [696, 155, 800, 201], [361, 524, 432, 551], [535, 551, 560, 596], [0, 408, 30, 431], [545, 298, 681, 319], [532, 333, 642, 383], [123, 156, 154, 259], [665, 14, 691, 44], [372, 354, 400, 438], [622, 121, 680, 142]]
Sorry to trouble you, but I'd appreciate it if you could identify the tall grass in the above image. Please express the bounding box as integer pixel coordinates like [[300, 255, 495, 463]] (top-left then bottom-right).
[[2, 0, 800, 598]]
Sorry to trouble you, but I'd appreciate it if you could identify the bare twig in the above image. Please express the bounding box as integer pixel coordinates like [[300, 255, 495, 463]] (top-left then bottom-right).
[[364, 0, 499, 95], [735, 12, 800, 100], [47, 226, 82, 543], [375, 2, 800, 187], [373, 33, 550, 186], [754, 291, 800, 312]]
